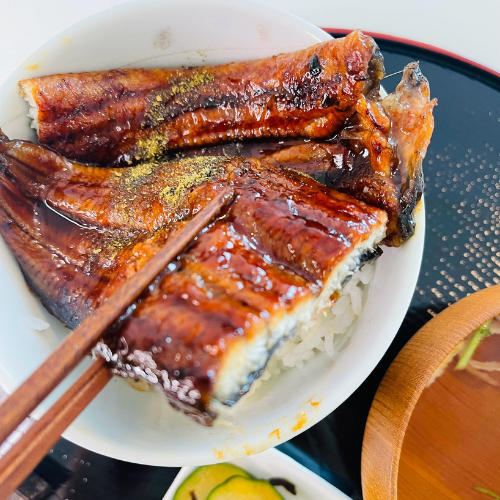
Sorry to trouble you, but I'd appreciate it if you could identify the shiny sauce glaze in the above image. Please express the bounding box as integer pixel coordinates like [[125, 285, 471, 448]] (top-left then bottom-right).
[[20, 31, 383, 166], [172, 62, 436, 247], [112, 160, 385, 420], [0, 128, 387, 423]]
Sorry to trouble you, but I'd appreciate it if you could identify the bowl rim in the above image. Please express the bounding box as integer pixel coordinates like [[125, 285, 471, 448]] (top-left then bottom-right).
[[0, 0, 425, 466], [361, 284, 500, 499], [162, 448, 351, 499]]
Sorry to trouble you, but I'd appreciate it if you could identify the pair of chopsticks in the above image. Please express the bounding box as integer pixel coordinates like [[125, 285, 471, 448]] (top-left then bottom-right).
[[0, 189, 232, 499]]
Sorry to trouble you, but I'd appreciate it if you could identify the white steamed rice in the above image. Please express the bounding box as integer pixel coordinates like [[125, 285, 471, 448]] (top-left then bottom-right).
[[19, 314, 50, 331], [250, 262, 374, 391]]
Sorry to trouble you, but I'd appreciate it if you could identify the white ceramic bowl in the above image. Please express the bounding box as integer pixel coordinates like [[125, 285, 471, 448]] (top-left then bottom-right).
[[0, 0, 424, 466], [163, 448, 351, 500]]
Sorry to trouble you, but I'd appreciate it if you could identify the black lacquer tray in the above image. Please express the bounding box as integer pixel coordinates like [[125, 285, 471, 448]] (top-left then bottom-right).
[[13, 36, 500, 500]]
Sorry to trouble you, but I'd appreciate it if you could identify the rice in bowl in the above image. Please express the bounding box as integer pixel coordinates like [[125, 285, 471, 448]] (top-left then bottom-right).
[[226, 262, 375, 404]]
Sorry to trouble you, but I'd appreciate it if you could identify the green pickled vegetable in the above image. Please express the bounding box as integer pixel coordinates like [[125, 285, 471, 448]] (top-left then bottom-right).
[[173, 464, 252, 500], [206, 476, 285, 500], [455, 319, 493, 370], [474, 486, 500, 499]]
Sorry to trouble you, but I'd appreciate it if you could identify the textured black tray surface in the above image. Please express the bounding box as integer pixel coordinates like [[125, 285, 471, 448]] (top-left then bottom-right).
[[16, 38, 500, 500]]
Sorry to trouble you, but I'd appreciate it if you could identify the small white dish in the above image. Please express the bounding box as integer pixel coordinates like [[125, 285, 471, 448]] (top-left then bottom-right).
[[0, 0, 424, 466], [163, 448, 351, 500]]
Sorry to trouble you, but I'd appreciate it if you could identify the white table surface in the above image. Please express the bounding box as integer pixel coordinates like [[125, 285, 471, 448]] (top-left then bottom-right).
[[0, 0, 499, 89]]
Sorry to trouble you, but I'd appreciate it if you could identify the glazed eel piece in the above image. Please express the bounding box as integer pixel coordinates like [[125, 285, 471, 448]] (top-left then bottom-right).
[[0, 131, 387, 424], [19, 30, 384, 167], [180, 63, 436, 246]]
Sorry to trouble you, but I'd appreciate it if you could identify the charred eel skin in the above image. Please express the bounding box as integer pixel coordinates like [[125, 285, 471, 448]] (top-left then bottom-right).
[[20, 31, 384, 167], [0, 133, 387, 424], [179, 63, 436, 246]]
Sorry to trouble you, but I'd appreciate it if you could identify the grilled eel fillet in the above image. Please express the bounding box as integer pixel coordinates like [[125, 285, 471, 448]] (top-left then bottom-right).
[[178, 63, 436, 246], [0, 132, 387, 424], [19, 30, 384, 167]]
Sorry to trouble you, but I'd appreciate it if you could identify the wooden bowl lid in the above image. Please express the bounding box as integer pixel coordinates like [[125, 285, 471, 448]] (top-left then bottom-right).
[[361, 284, 500, 499]]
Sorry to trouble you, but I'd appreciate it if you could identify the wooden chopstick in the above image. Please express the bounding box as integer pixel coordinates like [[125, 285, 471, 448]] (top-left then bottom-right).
[[0, 358, 111, 499], [0, 188, 233, 445], [0, 188, 232, 499]]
